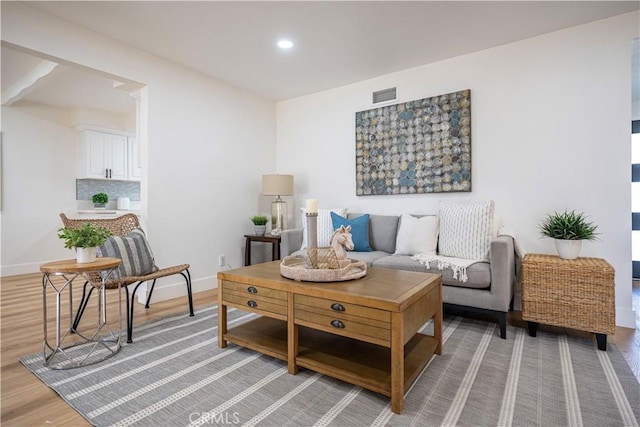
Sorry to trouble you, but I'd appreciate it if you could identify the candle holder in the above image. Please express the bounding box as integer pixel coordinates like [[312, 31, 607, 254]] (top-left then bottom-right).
[[305, 212, 318, 268]]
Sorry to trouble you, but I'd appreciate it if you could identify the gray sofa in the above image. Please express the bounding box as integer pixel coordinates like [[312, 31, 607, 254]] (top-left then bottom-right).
[[280, 213, 517, 339]]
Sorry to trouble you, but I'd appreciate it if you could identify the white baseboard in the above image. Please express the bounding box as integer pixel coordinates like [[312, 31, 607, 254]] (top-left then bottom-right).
[[1, 262, 41, 277], [616, 307, 637, 329], [2, 262, 636, 329], [136, 274, 217, 305]]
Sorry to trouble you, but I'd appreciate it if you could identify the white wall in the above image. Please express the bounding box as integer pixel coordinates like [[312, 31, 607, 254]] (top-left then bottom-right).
[[69, 108, 135, 132], [277, 12, 640, 328], [0, 105, 78, 274], [1, 3, 277, 300], [0, 102, 141, 276]]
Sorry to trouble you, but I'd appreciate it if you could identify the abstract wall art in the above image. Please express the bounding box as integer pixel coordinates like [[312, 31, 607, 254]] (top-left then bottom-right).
[[355, 89, 471, 195]]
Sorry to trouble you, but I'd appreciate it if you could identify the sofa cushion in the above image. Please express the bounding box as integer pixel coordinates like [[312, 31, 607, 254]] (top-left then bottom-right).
[[300, 208, 347, 249], [438, 200, 495, 260], [330, 212, 372, 252], [372, 255, 491, 289], [394, 214, 439, 255], [344, 251, 390, 267], [347, 213, 399, 253]]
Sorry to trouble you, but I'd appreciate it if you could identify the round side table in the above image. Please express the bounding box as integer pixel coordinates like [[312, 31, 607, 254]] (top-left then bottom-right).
[[40, 257, 123, 369]]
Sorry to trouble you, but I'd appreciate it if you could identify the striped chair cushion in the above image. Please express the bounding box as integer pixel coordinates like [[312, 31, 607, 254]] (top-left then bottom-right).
[[97, 228, 158, 277], [438, 200, 495, 260]]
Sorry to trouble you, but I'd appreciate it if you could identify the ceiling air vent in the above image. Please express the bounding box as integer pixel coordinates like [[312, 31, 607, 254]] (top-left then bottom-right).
[[372, 87, 397, 104]]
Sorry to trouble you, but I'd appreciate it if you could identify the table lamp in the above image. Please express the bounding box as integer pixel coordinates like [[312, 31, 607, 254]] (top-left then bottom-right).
[[262, 174, 294, 235]]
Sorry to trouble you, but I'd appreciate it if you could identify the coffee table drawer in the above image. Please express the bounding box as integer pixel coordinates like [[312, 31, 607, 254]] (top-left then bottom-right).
[[295, 294, 390, 345], [295, 294, 390, 323], [222, 280, 287, 301], [222, 287, 287, 317], [223, 291, 287, 316], [295, 309, 390, 344]]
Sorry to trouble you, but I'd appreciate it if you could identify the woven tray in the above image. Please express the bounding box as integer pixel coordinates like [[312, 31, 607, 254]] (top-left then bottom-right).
[[280, 255, 367, 282]]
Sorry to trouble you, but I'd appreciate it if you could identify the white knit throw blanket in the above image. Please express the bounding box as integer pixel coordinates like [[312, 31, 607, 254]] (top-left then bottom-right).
[[411, 223, 526, 283], [411, 253, 479, 282]]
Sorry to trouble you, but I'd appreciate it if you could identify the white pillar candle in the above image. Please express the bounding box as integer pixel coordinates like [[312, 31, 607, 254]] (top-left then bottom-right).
[[306, 199, 318, 214]]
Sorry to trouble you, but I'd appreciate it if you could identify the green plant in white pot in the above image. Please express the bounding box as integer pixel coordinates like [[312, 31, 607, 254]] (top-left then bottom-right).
[[539, 210, 598, 260], [92, 192, 109, 208], [250, 215, 269, 236], [57, 223, 112, 263]]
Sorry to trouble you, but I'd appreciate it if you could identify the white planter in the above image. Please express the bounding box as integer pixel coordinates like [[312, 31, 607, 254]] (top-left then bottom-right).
[[254, 225, 266, 236], [76, 247, 98, 263], [554, 239, 582, 260]]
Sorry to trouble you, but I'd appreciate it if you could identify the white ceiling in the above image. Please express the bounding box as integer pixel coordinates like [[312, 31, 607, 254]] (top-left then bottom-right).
[[1, 46, 136, 114], [2, 1, 639, 112]]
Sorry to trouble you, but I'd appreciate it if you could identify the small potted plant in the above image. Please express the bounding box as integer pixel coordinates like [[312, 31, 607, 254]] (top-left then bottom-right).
[[92, 192, 109, 208], [250, 215, 269, 236], [539, 210, 598, 260], [57, 223, 112, 263]]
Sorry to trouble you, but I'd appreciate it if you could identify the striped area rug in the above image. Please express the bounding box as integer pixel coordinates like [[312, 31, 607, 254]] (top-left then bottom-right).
[[20, 306, 639, 427]]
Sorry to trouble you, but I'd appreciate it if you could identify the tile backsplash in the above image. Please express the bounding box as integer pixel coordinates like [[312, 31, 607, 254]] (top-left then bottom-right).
[[76, 179, 140, 201]]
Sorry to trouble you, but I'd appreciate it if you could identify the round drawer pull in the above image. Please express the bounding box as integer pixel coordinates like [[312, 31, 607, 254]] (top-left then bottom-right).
[[247, 286, 258, 294], [330, 303, 345, 312], [330, 319, 345, 329], [247, 300, 258, 308]]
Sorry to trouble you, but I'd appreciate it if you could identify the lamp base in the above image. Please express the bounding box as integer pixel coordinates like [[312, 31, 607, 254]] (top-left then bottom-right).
[[271, 198, 287, 234]]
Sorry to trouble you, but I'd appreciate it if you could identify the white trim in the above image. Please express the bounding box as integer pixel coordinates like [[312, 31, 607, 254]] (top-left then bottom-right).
[[616, 307, 637, 329], [136, 275, 216, 305], [73, 124, 135, 137], [1, 60, 66, 106], [1, 261, 43, 277]]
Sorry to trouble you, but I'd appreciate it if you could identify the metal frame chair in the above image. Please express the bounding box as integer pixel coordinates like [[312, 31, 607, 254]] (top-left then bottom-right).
[[60, 213, 194, 343]]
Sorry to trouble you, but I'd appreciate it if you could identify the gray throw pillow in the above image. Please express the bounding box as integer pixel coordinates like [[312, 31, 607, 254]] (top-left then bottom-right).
[[97, 228, 158, 277]]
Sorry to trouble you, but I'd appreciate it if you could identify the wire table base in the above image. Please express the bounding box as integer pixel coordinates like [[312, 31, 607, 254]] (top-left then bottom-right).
[[40, 257, 123, 369]]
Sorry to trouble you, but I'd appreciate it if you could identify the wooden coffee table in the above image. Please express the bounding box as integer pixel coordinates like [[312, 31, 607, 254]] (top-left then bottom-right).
[[217, 261, 442, 414]]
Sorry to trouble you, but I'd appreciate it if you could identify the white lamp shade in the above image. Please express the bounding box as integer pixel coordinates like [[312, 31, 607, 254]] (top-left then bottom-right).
[[262, 174, 294, 196]]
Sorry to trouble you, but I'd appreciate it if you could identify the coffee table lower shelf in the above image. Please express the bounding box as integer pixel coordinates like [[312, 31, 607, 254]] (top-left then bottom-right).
[[224, 316, 438, 397]]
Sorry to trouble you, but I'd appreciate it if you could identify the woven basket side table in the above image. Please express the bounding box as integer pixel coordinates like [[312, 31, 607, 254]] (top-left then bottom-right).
[[521, 253, 615, 350]]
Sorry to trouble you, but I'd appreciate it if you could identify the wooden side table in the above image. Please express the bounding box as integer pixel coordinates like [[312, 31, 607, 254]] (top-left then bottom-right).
[[244, 234, 282, 266], [521, 253, 615, 350], [40, 257, 123, 368]]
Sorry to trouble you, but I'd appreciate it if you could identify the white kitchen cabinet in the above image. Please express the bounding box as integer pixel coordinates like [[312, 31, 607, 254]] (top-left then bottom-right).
[[79, 130, 129, 180], [128, 137, 142, 181]]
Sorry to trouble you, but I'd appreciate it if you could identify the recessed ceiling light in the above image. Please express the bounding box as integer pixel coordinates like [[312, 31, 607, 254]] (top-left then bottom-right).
[[277, 40, 294, 49]]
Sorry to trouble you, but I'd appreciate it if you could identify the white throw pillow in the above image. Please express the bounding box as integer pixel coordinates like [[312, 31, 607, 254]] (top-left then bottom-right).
[[300, 208, 348, 249], [438, 200, 495, 260], [394, 214, 439, 255]]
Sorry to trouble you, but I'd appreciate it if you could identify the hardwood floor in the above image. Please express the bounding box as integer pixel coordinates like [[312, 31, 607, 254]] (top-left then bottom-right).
[[1, 273, 638, 426], [1, 272, 216, 426]]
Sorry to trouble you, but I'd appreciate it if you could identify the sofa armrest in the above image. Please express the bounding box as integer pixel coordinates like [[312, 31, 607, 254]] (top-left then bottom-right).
[[280, 228, 303, 257], [490, 235, 516, 311]]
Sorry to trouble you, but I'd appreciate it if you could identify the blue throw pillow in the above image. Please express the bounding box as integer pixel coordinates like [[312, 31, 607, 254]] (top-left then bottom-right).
[[330, 212, 372, 252]]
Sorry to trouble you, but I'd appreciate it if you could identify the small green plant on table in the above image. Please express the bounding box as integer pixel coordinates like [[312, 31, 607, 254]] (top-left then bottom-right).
[[57, 223, 112, 249], [250, 215, 269, 226]]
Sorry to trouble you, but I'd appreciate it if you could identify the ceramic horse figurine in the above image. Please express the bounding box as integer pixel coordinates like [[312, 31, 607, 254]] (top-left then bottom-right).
[[328, 225, 354, 269], [307, 225, 354, 269]]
